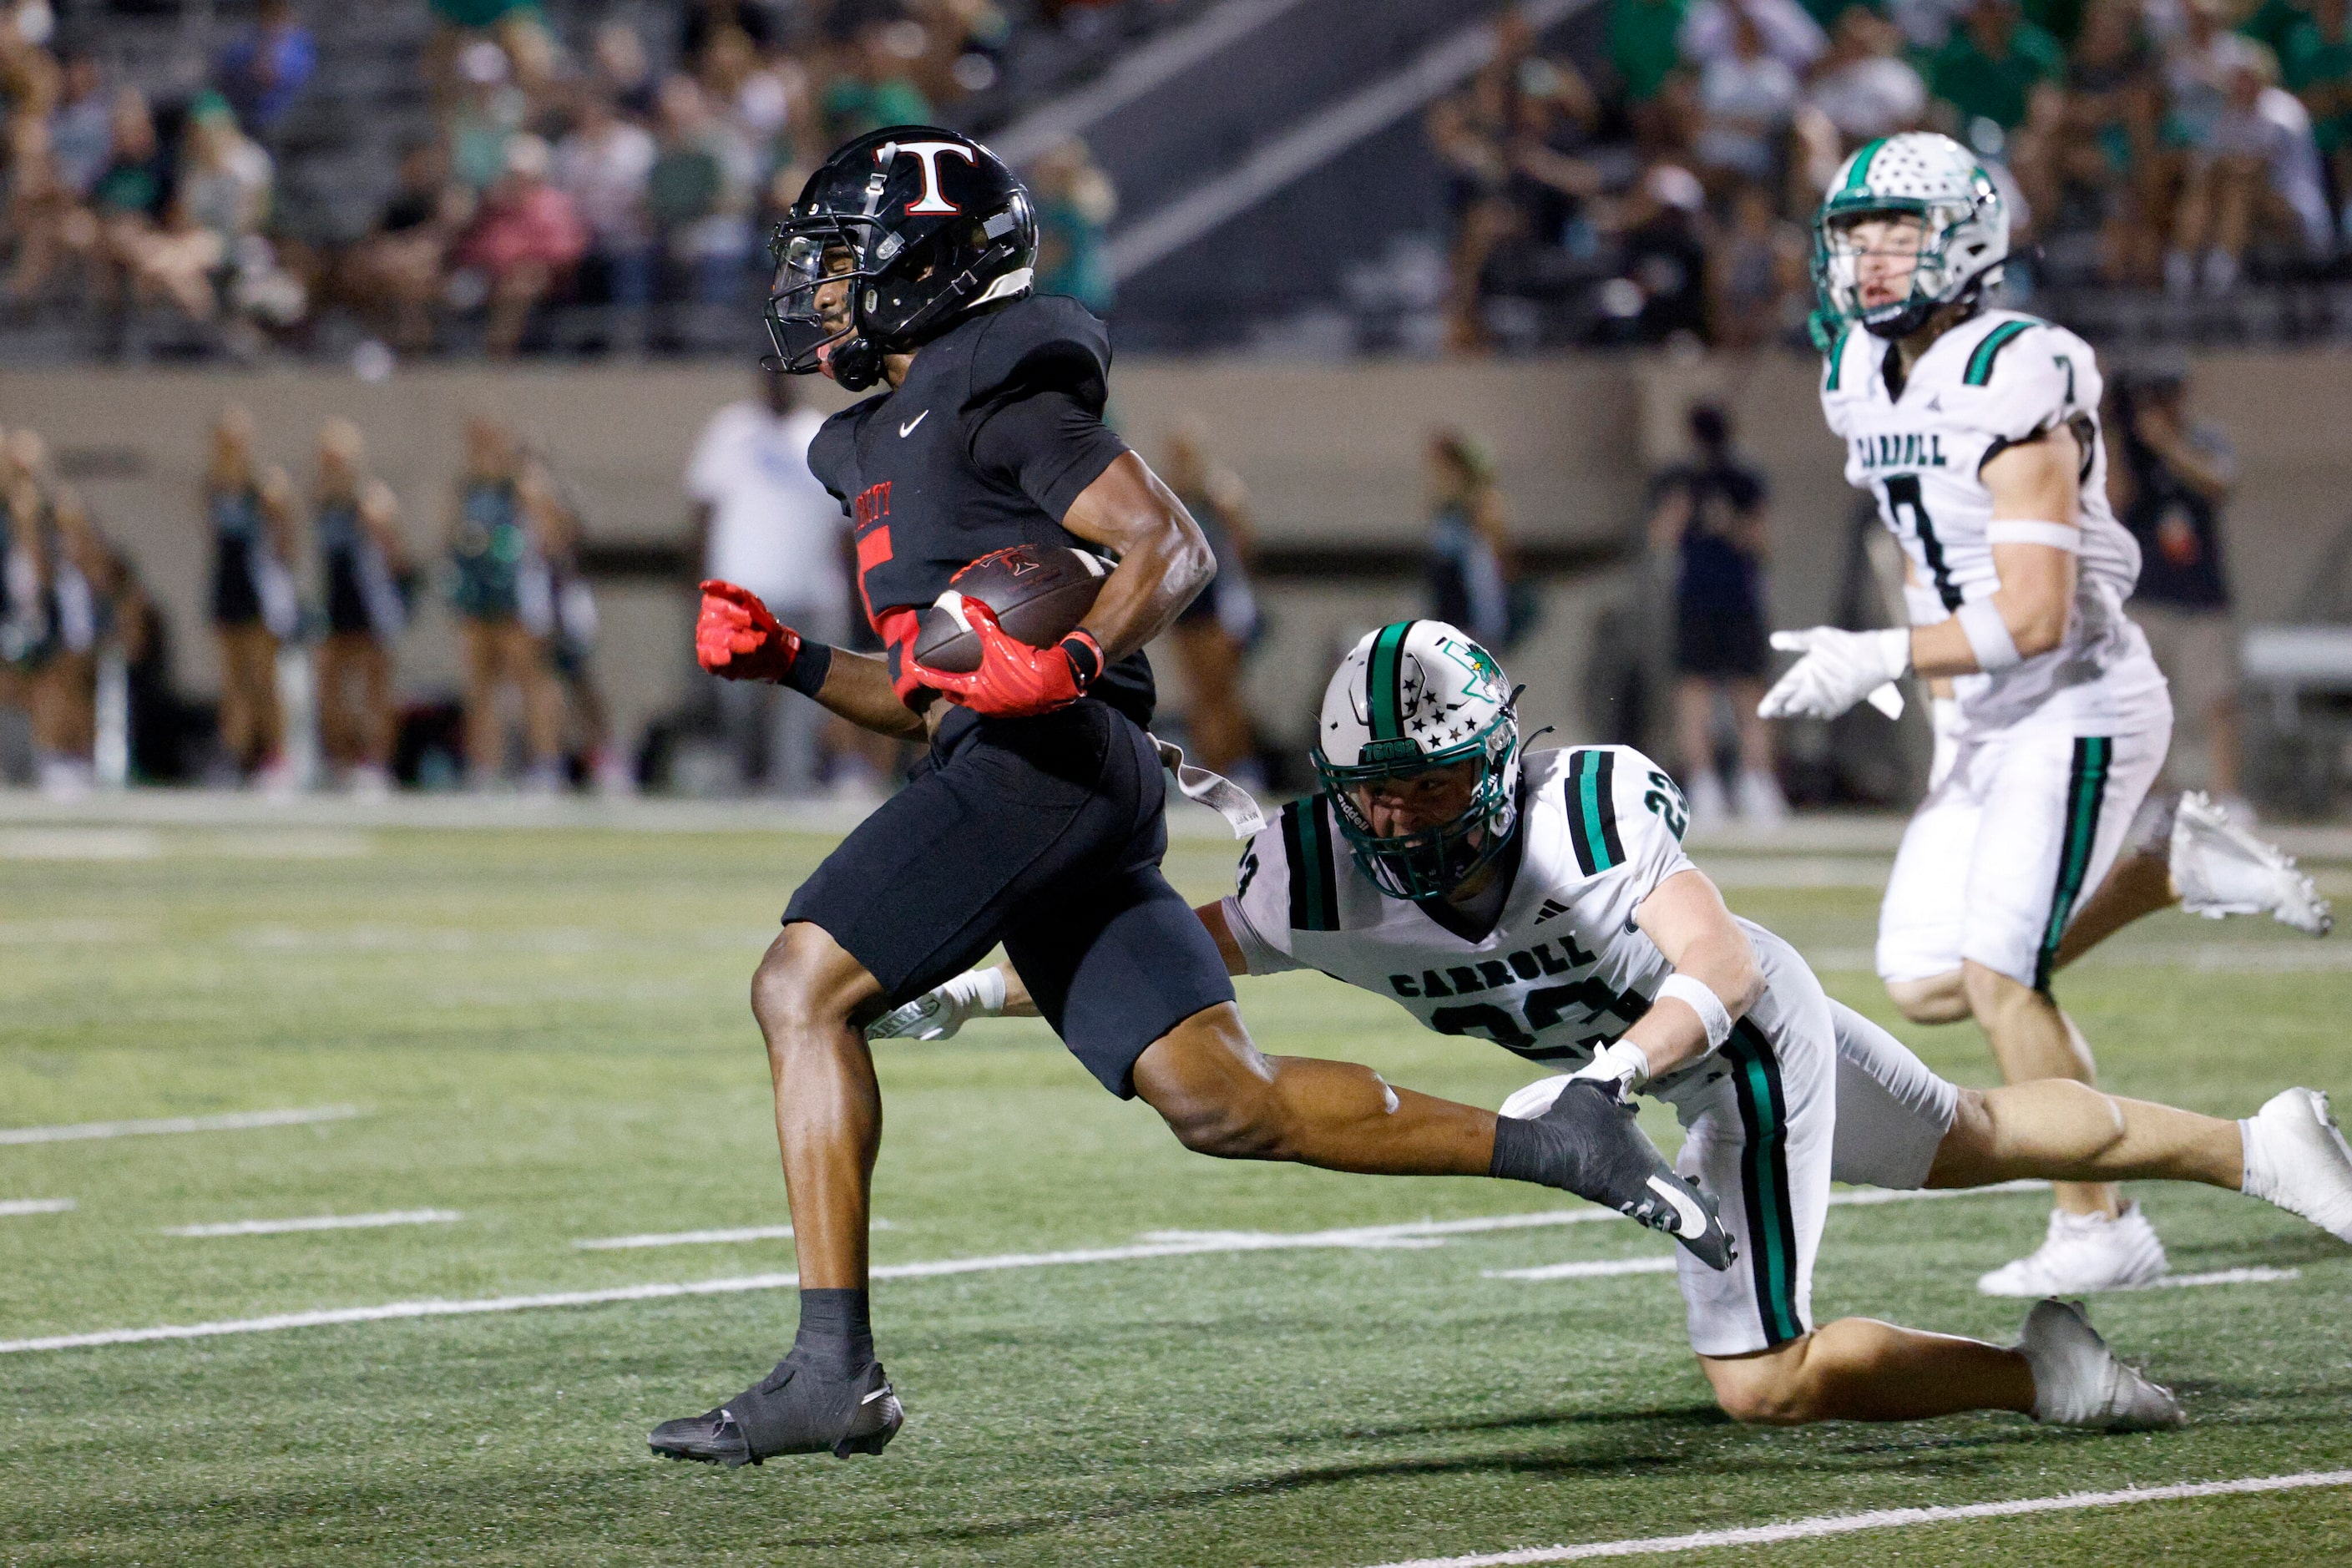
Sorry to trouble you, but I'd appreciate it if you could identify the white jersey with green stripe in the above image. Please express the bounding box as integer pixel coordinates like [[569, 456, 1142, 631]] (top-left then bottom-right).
[[1222, 745, 1818, 1113], [1820, 309, 2167, 735]]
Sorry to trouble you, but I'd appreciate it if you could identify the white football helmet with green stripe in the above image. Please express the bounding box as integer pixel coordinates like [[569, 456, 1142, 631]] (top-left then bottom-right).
[[1313, 619, 1520, 900], [1813, 131, 2008, 341]]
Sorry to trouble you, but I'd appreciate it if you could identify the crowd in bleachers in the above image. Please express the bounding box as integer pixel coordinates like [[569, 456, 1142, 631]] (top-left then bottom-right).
[[1434, 0, 2352, 350], [0, 0, 1128, 360]]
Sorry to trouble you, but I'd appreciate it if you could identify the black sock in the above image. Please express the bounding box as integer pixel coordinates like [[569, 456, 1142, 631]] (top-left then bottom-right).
[[792, 1287, 875, 1372]]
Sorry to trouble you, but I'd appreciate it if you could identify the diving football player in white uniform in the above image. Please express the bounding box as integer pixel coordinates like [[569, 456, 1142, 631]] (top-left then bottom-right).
[[1763, 131, 2329, 1298], [881, 620, 2352, 1431]]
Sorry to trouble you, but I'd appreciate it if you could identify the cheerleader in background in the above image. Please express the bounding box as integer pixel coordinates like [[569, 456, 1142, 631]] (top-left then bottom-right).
[[449, 414, 560, 791], [0, 432, 102, 797], [311, 418, 410, 797], [202, 406, 300, 787], [519, 454, 629, 796]]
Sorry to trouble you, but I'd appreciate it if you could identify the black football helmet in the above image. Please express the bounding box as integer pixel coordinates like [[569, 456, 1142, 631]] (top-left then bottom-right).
[[765, 126, 1038, 391]]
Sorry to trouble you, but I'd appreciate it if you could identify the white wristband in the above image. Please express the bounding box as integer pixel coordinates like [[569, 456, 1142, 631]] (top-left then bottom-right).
[[1955, 599, 2022, 671], [966, 966, 1009, 1016], [1985, 518, 2081, 553], [1657, 974, 1733, 1053]]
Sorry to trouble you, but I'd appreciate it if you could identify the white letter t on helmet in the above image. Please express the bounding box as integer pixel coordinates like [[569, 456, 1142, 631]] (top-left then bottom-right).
[[886, 141, 978, 215]]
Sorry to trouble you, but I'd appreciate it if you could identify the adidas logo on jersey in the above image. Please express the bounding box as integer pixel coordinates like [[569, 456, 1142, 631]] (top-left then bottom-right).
[[1535, 898, 1571, 924], [1851, 432, 1950, 471]]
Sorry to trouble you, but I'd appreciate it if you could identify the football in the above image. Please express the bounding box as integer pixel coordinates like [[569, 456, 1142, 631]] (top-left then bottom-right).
[[910, 544, 1110, 674]]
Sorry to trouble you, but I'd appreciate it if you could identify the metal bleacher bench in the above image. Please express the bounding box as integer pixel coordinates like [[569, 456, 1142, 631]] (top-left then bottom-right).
[[2241, 625, 2352, 730]]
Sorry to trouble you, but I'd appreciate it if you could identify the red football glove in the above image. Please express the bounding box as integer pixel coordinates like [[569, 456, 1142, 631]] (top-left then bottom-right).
[[695, 579, 802, 683], [909, 599, 1101, 719]]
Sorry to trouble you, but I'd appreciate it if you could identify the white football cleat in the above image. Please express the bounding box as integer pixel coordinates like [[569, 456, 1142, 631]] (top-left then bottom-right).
[[2019, 1297, 2184, 1431], [2172, 791, 2332, 935], [1977, 1201, 2168, 1297], [2241, 1088, 2352, 1242]]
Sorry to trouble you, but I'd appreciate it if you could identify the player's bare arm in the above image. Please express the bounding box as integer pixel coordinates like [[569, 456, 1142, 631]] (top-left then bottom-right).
[[1058, 451, 1213, 660], [1622, 869, 1765, 1083], [1905, 431, 2080, 676]]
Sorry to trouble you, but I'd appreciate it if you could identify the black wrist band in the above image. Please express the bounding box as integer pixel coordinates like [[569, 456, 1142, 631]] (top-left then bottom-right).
[[1060, 633, 1101, 689], [781, 640, 832, 698]]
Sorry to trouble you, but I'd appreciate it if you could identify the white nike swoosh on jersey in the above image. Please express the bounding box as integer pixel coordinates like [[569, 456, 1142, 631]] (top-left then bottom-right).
[[899, 411, 929, 438], [1646, 1174, 1708, 1238]]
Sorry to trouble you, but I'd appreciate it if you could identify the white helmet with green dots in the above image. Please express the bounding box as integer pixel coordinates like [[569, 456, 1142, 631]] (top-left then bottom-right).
[[1312, 619, 1521, 901], [1813, 131, 2009, 341]]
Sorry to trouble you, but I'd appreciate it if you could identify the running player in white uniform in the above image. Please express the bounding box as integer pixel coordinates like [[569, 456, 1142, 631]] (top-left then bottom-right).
[[1763, 131, 2329, 1298], [882, 620, 2352, 1430]]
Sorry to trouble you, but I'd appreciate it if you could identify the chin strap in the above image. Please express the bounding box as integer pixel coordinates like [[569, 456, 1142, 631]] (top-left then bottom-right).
[[1149, 735, 1264, 837]]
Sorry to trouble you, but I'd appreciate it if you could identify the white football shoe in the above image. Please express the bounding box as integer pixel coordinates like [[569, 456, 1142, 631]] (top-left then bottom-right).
[[2018, 1297, 2185, 1431], [2172, 791, 2333, 935], [1977, 1201, 2168, 1297], [2240, 1087, 2352, 1242]]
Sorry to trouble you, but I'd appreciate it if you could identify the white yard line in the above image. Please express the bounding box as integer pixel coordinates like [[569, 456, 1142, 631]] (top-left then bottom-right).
[[574, 1225, 797, 1250], [573, 1219, 893, 1249], [164, 1209, 462, 1238], [0, 1105, 361, 1146], [0, 1181, 2076, 1356], [0, 1198, 74, 1216], [0, 827, 161, 860], [1483, 1258, 1680, 1282], [1352, 1469, 2352, 1567], [2145, 1266, 2301, 1289]]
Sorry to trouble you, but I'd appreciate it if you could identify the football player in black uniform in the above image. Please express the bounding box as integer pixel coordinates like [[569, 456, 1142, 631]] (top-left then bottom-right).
[[650, 128, 1731, 1469]]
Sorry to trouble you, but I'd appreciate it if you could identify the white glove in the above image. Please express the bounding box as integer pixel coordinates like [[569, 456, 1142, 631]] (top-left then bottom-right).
[[1567, 1038, 1651, 1100], [1757, 626, 1910, 721], [1927, 695, 1963, 792], [865, 967, 1007, 1042]]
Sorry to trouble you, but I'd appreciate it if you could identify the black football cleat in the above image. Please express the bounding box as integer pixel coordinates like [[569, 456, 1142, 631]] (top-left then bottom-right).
[[649, 1356, 903, 1467], [1510, 1080, 1738, 1270]]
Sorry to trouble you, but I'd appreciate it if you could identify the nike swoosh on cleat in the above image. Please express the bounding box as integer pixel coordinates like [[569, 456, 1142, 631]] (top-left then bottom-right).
[[1646, 1174, 1708, 1237], [898, 411, 928, 438], [861, 1385, 893, 1404]]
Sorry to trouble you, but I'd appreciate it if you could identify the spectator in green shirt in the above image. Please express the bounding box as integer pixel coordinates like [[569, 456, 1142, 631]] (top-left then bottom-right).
[[2240, 0, 2314, 61], [1610, 0, 1689, 104], [824, 26, 932, 143], [1929, 0, 2068, 134], [2284, 0, 2352, 235]]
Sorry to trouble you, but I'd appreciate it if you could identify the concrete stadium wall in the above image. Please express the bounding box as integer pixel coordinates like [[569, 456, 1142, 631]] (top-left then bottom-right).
[[3, 347, 2345, 765]]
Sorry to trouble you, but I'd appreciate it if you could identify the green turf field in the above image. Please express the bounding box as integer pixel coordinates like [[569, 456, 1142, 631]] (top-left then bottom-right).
[[3, 823, 2349, 1566]]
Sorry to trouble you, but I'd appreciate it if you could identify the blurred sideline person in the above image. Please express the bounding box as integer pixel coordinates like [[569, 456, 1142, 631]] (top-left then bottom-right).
[[1158, 415, 1260, 783], [527, 456, 630, 795], [35, 485, 104, 797], [1768, 132, 2328, 1299], [448, 414, 560, 791], [655, 128, 1730, 1469], [311, 417, 409, 797], [0, 438, 102, 796], [685, 367, 846, 796], [885, 620, 2352, 1434], [1425, 430, 1518, 652], [2108, 363, 2248, 818], [201, 406, 299, 788], [1646, 403, 1783, 830]]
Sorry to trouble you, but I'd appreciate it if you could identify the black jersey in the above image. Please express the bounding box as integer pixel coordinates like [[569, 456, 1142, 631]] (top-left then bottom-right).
[[807, 293, 1154, 726]]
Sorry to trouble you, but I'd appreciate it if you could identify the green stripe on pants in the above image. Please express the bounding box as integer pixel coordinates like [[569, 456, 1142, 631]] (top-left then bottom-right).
[[2034, 736, 2112, 991]]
